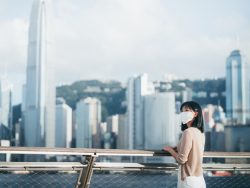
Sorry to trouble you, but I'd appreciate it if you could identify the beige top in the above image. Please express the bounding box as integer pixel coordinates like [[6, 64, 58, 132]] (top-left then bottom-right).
[[176, 127, 205, 180]]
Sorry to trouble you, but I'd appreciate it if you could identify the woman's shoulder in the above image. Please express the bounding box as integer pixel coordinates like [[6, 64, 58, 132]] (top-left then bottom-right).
[[187, 127, 205, 138], [182, 128, 193, 136], [184, 127, 195, 133], [184, 127, 202, 135]]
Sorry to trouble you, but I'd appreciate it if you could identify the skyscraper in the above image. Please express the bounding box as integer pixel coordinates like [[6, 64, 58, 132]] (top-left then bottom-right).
[[144, 92, 177, 163], [23, 0, 55, 147], [0, 77, 12, 140], [116, 115, 127, 149], [75, 98, 101, 148], [106, 115, 119, 134], [226, 49, 250, 125], [0, 77, 12, 129], [144, 92, 177, 150], [126, 74, 155, 149], [55, 98, 72, 148]]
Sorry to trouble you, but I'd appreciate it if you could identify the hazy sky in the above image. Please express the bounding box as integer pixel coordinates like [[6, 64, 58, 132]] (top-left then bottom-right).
[[0, 0, 250, 104]]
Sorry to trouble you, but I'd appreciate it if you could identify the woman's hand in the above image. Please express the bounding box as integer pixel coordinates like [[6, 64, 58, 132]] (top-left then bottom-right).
[[163, 146, 178, 158], [163, 146, 173, 152]]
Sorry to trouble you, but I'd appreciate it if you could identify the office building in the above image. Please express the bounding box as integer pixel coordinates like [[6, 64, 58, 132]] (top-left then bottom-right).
[[23, 0, 55, 147], [144, 92, 177, 163], [0, 77, 12, 129], [75, 98, 101, 148], [226, 49, 250, 124], [126, 74, 155, 149], [55, 98, 72, 148]]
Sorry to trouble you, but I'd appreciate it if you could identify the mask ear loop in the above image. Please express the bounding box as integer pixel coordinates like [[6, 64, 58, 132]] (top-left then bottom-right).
[[193, 112, 198, 118], [193, 108, 199, 117]]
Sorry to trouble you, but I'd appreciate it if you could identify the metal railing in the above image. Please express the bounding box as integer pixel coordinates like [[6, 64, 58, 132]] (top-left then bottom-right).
[[0, 147, 250, 188]]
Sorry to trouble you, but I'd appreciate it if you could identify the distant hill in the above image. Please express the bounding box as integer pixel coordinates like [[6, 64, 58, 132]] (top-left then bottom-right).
[[172, 78, 226, 109], [13, 78, 226, 125], [56, 80, 126, 121]]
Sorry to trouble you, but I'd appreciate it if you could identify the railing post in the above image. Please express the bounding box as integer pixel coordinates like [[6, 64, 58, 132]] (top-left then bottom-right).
[[75, 156, 96, 188]]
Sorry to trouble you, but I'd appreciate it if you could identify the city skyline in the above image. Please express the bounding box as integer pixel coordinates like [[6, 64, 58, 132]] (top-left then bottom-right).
[[0, 0, 250, 104], [1, 1, 250, 166]]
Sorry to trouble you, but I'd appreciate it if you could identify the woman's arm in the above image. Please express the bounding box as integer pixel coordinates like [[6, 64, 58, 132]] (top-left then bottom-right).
[[163, 146, 178, 158], [163, 130, 192, 164]]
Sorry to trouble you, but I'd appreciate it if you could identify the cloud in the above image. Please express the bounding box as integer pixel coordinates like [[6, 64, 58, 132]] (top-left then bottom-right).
[[52, 0, 250, 82], [0, 0, 250, 103], [0, 19, 28, 71], [0, 19, 28, 104], [52, 0, 182, 82]]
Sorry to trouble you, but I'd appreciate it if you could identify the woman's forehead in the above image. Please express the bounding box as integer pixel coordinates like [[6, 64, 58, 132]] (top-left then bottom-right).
[[181, 105, 192, 111]]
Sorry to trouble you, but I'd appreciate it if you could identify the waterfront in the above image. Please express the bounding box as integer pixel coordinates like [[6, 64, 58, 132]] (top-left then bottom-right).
[[0, 148, 249, 188]]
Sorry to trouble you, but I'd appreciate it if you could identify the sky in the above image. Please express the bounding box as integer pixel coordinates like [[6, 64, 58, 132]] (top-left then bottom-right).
[[0, 0, 250, 104]]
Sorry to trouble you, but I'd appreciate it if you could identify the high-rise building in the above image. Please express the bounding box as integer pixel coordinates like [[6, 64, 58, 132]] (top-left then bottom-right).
[[117, 115, 127, 149], [55, 98, 72, 148], [213, 105, 226, 124], [0, 77, 12, 129], [144, 92, 177, 149], [23, 0, 55, 147], [203, 104, 216, 131], [75, 98, 101, 148], [126, 74, 155, 149], [0, 70, 12, 160], [106, 114, 127, 149], [144, 92, 177, 163], [106, 115, 119, 134], [226, 49, 250, 124]]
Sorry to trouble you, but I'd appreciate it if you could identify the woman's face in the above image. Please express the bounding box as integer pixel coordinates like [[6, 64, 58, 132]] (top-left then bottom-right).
[[181, 106, 198, 125]]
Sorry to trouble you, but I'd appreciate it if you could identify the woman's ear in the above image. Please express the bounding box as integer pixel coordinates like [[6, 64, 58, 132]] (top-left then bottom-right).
[[194, 112, 198, 117]]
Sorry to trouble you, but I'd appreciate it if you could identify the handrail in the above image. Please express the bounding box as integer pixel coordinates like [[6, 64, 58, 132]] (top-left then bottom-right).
[[0, 147, 250, 158], [0, 162, 250, 172], [1, 147, 249, 188], [93, 162, 250, 171], [0, 162, 85, 168], [0, 162, 85, 171]]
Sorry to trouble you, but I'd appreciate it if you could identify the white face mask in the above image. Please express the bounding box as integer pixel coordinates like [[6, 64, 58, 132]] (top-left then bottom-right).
[[180, 111, 194, 124]]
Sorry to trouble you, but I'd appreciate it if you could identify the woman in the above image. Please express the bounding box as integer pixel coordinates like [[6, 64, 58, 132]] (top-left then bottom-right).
[[163, 101, 206, 188]]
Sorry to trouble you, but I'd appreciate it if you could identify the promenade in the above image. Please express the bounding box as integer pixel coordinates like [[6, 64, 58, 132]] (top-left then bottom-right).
[[0, 147, 249, 188]]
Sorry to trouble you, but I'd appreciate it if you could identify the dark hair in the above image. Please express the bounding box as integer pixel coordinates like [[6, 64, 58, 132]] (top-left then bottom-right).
[[180, 101, 204, 133]]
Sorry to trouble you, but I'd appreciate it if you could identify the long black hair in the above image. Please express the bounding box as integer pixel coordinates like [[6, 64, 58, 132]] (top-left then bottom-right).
[[180, 101, 204, 133]]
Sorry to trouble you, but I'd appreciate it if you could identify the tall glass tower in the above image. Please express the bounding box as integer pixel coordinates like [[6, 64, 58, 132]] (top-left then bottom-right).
[[126, 74, 155, 150], [23, 0, 55, 147], [226, 49, 250, 125], [0, 77, 12, 129]]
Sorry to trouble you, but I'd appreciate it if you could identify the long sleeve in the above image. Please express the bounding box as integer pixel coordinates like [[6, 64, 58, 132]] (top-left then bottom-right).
[[176, 130, 192, 164]]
